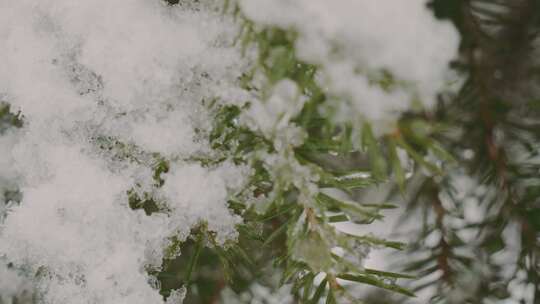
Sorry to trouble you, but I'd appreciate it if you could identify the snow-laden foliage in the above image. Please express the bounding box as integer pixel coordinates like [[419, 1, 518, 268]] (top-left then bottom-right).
[[240, 0, 459, 135], [0, 1, 249, 303], [0, 0, 460, 303]]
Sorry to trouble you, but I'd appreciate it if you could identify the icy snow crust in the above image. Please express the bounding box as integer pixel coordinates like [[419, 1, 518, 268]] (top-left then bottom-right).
[[0, 0, 459, 303]]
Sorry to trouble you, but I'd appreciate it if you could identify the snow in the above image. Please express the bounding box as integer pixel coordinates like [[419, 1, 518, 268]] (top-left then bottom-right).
[[160, 162, 246, 245], [0, 1, 248, 303], [0, 0, 461, 303], [165, 287, 187, 304], [0, 262, 33, 304], [243, 79, 305, 139], [240, 0, 460, 135]]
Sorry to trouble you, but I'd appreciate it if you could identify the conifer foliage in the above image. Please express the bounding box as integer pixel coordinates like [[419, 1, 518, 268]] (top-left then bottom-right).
[[0, 1, 538, 303]]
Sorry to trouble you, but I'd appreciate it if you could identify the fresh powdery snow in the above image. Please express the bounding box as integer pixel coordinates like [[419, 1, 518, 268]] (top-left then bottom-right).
[[240, 0, 459, 135], [0, 1, 249, 303], [0, 0, 459, 303]]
